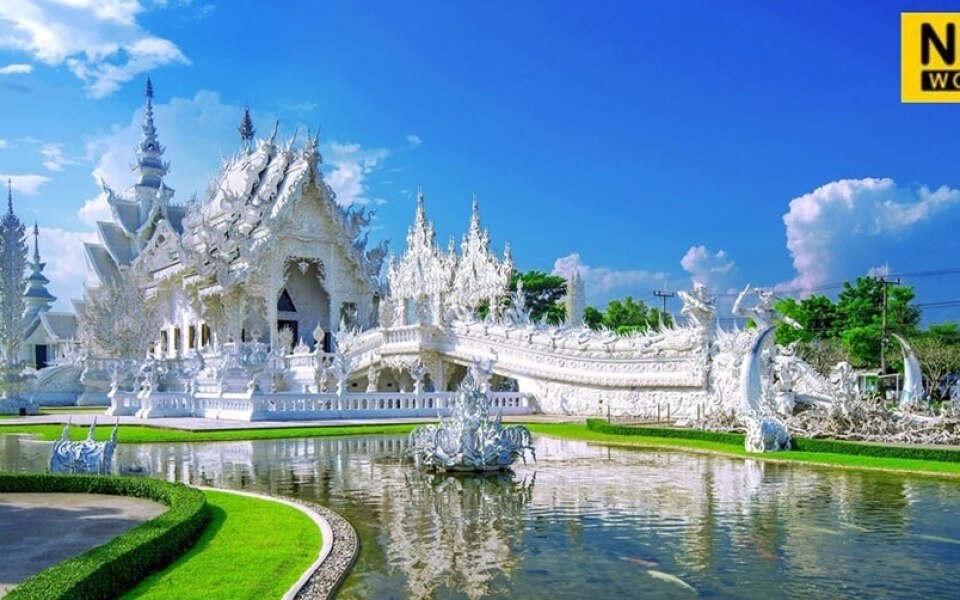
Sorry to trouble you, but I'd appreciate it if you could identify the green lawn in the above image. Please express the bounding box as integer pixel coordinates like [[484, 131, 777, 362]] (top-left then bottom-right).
[[525, 423, 960, 477], [122, 490, 320, 600]]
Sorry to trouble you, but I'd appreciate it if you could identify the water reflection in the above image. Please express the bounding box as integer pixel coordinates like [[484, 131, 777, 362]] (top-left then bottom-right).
[[1, 433, 959, 599], [387, 471, 534, 599]]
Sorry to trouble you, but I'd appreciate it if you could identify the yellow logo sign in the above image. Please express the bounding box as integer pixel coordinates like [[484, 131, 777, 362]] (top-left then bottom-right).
[[902, 13, 960, 102]]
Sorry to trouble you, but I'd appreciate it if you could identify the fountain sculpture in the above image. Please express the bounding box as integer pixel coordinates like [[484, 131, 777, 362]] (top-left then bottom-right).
[[408, 362, 535, 472], [48, 418, 118, 475]]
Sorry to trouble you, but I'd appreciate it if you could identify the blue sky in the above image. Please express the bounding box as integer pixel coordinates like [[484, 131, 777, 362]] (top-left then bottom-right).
[[1, 0, 959, 321]]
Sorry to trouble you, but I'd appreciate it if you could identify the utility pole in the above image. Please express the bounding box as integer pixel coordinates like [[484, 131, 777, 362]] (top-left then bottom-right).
[[878, 276, 901, 376], [653, 290, 675, 314]]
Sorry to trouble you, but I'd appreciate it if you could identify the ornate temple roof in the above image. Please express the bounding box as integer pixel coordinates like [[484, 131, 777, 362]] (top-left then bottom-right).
[[450, 198, 513, 308], [25, 311, 78, 342], [387, 189, 454, 301], [96, 221, 134, 266], [187, 127, 318, 231], [387, 191, 512, 311], [82, 80, 385, 303], [84, 79, 183, 285]]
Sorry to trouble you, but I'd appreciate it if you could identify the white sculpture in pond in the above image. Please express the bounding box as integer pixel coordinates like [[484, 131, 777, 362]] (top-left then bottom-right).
[[408, 362, 535, 471], [49, 418, 118, 475]]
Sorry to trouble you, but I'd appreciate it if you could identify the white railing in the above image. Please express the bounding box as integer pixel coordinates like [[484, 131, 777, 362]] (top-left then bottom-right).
[[107, 389, 534, 422]]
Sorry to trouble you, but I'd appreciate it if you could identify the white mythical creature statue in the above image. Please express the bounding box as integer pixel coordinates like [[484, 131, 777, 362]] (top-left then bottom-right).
[[744, 411, 792, 453], [733, 285, 802, 330], [891, 333, 925, 408], [408, 362, 535, 472], [49, 418, 119, 475], [830, 361, 858, 403], [740, 327, 791, 452], [677, 282, 715, 332]]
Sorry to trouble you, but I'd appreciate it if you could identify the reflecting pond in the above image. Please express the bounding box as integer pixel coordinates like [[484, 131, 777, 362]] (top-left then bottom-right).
[[2, 433, 960, 599]]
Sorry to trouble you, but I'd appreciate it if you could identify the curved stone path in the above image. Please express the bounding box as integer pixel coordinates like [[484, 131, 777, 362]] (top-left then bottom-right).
[[0, 493, 166, 596]]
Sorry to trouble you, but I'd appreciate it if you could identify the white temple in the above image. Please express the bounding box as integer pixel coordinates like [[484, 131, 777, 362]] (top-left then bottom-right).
[[20, 79, 844, 430]]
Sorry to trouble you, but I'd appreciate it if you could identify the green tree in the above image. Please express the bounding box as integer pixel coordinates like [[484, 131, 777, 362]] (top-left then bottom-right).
[[584, 306, 604, 330], [910, 336, 960, 400], [591, 297, 674, 334], [836, 277, 920, 368], [925, 321, 960, 346], [510, 270, 567, 324], [795, 338, 849, 377], [774, 277, 921, 368], [774, 295, 839, 345], [603, 297, 649, 332]]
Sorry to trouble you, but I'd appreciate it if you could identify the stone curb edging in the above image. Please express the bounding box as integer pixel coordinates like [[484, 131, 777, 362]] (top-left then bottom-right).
[[196, 487, 358, 600], [289, 498, 360, 600]]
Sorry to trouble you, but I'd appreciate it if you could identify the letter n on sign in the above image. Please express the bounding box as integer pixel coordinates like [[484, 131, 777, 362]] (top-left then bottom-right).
[[903, 13, 960, 102]]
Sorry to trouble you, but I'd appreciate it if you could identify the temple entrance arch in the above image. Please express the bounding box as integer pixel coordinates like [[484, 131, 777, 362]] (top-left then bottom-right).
[[278, 259, 330, 350]]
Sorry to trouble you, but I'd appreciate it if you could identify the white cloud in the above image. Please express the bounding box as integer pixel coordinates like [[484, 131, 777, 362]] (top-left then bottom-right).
[[0, 173, 51, 195], [37, 226, 97, 306], [781, 177, 960, 294], [552, 252, 669, 304], [284, 101, 316, 113], [680, 245, 736, 291], [405, 134, 422, 148], [40, 143, 80, 172], [77, 191, 112, 226], [0, 0, 189, 97], [322, 141, 391, 207], [0, 139, 7, 149], [0, 63, 32, 74]]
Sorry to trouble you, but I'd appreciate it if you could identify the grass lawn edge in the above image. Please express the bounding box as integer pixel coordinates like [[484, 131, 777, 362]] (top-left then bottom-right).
[[525, 422, 960, 478], [123, 488, 323, 600], [3, 419, 960, 478], [198, 486, 333, 600]]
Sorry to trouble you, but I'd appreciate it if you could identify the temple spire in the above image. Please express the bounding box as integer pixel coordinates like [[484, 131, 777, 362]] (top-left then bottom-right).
[[130, 76, 175, 231], [24, 221, 55, 320], [470, 195, 481, 231], [415, 185, 426, 225], [133, 76, 170, 200], [238, 106, 255, 144], [32, 222, 40, 264]]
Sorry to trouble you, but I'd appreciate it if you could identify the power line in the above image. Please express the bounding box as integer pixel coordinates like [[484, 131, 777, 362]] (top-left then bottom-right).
[[712, 266, 960, 298], [652, 290, 675, 313]]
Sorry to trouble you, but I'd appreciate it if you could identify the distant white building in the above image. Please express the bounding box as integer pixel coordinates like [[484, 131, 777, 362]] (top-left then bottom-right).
[[17, 217, 78, 369]]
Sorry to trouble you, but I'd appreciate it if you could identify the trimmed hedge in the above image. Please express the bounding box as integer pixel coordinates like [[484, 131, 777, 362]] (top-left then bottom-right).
[[790, 437, 960, 463], [585, 419, 960, 463], [0, 473, 209, 600], [585, 419, 745, 445]]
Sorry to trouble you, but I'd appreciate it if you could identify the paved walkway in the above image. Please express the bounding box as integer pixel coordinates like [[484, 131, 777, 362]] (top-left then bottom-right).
[[0, 493, 166, 595], [9, 412, 581, 431]]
